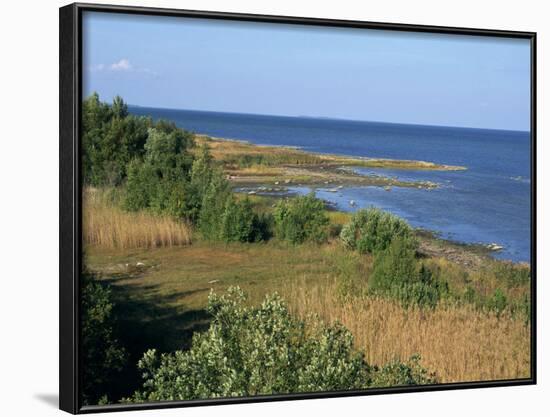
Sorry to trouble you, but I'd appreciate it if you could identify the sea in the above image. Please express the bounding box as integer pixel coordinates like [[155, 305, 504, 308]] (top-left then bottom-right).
[[129, 106, 532, 263]]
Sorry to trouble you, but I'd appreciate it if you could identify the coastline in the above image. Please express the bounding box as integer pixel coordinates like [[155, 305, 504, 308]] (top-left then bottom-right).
[[196, 134, 466, 190], [197, 134, 522, 263]]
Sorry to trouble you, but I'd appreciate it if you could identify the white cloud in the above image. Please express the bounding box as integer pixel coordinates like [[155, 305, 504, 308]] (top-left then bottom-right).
[[87, 59, 158, 77], [109, 59, 132, 71]]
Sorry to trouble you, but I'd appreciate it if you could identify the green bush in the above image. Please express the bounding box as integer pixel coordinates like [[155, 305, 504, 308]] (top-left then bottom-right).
[[220, 198, 256, 242], [487, 288, 508, 316], [370, 237, 417, 291], [369, 238, 447, 308], [127, 287, 435, 402], [81, 274, 127, 405], [340, 208, 415, 254], [370, 354, 437, 387], [273, 193, 329, 244], [197, 170, 231, 240], [128, 287, 366, 401]]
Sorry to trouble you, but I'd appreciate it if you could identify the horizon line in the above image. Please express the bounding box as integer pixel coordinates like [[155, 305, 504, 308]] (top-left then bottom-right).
[[126, 103, 530, 134]]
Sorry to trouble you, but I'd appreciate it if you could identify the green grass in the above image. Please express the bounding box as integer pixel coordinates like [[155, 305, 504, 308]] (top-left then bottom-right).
[[87, 240, 347, 314]]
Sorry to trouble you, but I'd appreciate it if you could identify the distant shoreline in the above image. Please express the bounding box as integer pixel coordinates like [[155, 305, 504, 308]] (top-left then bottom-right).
[[195, 134, 466, 191]]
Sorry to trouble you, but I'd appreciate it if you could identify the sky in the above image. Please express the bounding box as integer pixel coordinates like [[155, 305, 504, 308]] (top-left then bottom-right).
[[82, 11, 531, 131]]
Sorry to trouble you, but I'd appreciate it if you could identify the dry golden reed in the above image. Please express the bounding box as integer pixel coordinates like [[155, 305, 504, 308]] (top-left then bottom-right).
[[282, 279, 530, 383], [83, 188, 192, 249]]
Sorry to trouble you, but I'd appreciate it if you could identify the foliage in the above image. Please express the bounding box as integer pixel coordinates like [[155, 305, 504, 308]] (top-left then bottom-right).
[[273, 193, 329, 244], [369, 238, 448, 308], [81, 273, 127, 405], [82, 93, 150, 186], [82, 93, 295, 241], [128, 287, 434, 402], [185, 144, 215, 223], [197, 169, 231, 240], [124, 127, 193, 218], [83, 93, 196, 219], [220, 198, 256, 242], [340, 207, 415, 254], [370, 354, 437, 387], [487, 288, 508, 317]]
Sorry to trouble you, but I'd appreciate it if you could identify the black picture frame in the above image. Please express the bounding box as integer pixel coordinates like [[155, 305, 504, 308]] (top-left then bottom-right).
[[59, 2, 537, 414]]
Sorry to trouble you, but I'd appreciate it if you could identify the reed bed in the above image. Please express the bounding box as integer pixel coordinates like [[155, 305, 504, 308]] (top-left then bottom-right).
[[282, 279, 530, 383], [83, 188, 192, 249]]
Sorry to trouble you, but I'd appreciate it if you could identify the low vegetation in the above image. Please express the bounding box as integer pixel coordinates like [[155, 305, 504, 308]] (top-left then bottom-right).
[[283, 278, 530, 383], [83, 188, 192, 249], [126, 287, 435, 402], [198, 135, 466, 171]]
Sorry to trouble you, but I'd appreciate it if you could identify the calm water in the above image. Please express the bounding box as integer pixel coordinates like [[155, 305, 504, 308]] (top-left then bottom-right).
[[130, 106, 532, 263]]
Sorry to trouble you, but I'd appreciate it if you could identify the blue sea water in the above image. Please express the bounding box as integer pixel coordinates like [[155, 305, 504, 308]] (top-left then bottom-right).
[[129, 106, 532, 263]]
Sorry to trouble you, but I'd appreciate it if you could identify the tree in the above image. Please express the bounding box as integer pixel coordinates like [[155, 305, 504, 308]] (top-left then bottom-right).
[[82, 93, 112, 185], [197, 169, 231, 240], [185, 144, 214, 223], [111, 95, 129, 119], [81, 93, 194, 188], [273, 193, 329, 244], [143, 128, 193, 178], [124, 158, 157, 211], [124, 128, 194, 218]]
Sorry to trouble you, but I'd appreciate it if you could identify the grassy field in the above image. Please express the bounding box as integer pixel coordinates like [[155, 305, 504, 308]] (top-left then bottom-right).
[[84, 195, 531, 385]]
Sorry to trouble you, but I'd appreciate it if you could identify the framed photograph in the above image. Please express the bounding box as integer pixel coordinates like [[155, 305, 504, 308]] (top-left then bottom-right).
[[59, 2, 536, 414]]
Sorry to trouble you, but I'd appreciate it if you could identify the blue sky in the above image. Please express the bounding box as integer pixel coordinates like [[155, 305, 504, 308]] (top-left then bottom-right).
[[83, 12, 531, 131]]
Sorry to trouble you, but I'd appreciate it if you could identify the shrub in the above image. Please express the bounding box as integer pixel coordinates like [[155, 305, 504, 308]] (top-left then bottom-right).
[[370, 237, 417, 291], [127, 287, 435, 402], [370, 238, 447, 308], [340, 208, 414, 254], [129, 287, 368, 401], [487, 288, 508, 316], [273, 193, 329, 244], [81, 274, 127, 405], [220, 198, 256, 242], [370, 354, 437, 387], [197, 170, 231, 240]]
